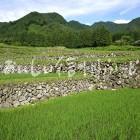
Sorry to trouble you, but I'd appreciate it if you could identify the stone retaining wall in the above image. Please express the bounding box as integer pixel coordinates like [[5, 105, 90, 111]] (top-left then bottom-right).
[[0, 60, 139, 74], [0, 61, 140, 108], [0, 79, 93, 108], [0, 75, 139, 108]]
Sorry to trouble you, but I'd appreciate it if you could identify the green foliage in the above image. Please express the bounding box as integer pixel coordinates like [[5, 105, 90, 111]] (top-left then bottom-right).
[[133, 40, 140, 46], [92, 18, 140, 42], [0, 12, 139, 48], [122, 35, 132, 42], [68, 20, 89, 30], [78, 29, 93, 47], [0, 89, 140, 140], [92, 26, 112, 46], [115, 35, 133, 46]]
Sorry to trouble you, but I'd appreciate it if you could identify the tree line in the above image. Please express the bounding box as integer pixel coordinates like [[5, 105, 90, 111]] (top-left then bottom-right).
[[0, 26, 112, 48]]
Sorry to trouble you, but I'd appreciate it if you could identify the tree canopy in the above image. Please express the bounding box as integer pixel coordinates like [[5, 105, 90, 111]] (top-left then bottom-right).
[[0, 12, 139, 47]]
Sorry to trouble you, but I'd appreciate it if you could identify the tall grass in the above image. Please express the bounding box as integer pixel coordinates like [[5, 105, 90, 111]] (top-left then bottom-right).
[[0, 88, 140, 140]]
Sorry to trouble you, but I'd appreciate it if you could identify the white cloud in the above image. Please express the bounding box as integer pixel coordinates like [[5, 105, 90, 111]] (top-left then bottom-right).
[[0, 0, 139, 22], [38, 0, 123, 17], [120, 0, 140, 15], [120, 8, 133, 15], [114, 19, 130, 24]]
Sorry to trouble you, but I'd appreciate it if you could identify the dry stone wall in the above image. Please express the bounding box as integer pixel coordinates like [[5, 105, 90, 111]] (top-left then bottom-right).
[[0, 61, 140, 108], [0, 79, 93, 108], [0, 61, 139, 75]]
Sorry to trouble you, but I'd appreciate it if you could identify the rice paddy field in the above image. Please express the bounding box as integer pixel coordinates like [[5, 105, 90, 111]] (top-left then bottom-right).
[[0, 44, 140, 140], [0, 73, 86, 85], [0, 43, 140, 65], [0, 88, 140, 140]]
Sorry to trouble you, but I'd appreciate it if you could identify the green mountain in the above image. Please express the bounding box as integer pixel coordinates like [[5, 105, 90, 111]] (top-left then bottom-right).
[[0, 12, 67, 34], [16, 12, 67, 25], [92, 22, 126, 33], [129, 17, 140, 27], [0, 12, 88, 35], [0, 12, 139, 47], [0, 22, 7, 28], [68, 20, 89, 30], [92, 18, 140, 41], [128, 17, 140, 33], [92, 18, 140, 33]]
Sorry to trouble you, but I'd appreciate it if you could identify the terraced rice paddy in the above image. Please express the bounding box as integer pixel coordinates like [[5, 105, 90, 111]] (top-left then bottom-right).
[[0, 89, 140, 140]]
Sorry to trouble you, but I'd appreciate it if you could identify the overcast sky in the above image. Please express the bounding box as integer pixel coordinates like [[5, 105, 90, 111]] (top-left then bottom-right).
[[0, 0, 140, 24]]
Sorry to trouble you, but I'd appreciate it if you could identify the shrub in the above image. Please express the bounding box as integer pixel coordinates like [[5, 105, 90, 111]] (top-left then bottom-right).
[[133, 40, 140, 46]]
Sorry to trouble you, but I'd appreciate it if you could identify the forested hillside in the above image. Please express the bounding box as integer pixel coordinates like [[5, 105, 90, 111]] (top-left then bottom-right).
[[0, 12, 139, 47], [92, 17, 140, 41]]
